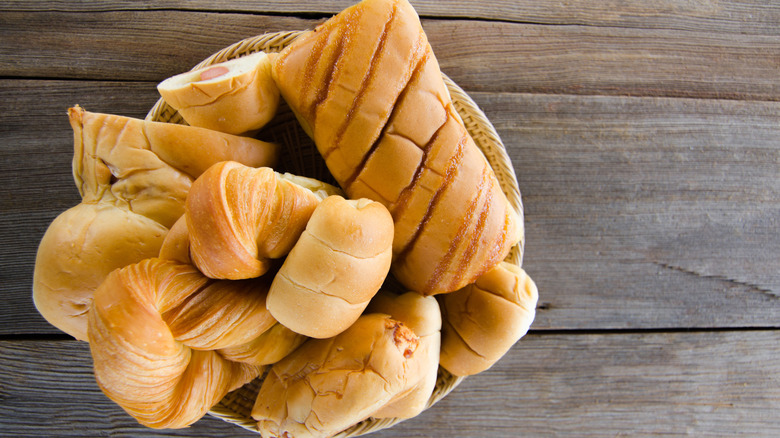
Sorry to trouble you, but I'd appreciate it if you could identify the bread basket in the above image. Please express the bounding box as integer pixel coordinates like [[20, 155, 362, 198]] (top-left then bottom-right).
[[146, 30, 524, 437]]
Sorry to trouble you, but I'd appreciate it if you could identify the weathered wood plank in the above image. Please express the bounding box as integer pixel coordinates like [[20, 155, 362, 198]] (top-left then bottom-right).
[[1, 11, 779, 100], [472, 91, 780, 330], [2, 0, 778, 36], [0, 12, 315, 80], [0, 80, 161, 336], [1, 80, 778, 334], [1, 331, 778, 436]]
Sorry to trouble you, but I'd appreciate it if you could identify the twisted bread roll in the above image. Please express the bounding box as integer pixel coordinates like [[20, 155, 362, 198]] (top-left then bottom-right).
[[186, 161, 342, 280], [88, 258, 283, 428], [157, 213, 308, 364], [157, 51, 280, 135], [439, 262, 538, 376], [365, 291, 441, 419], [34, 107, 279, 341], [252, 313, 424, 438], [266, 195, 393, 338], [272, 0, 522, 295]]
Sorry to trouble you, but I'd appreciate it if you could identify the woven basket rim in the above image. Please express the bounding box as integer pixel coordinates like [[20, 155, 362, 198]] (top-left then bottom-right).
[[147, 29, 523, 438]]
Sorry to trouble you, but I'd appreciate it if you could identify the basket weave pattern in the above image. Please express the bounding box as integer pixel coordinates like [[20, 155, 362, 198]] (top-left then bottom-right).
[[146, 30, 523, 437]]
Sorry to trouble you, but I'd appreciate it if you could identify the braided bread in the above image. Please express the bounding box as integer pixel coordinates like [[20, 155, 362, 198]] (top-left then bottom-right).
[[88, 257, 302, 429]]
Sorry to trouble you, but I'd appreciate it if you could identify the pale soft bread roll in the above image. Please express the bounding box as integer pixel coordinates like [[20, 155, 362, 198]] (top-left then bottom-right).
[[272, 0, 522, 295], [365, 291, 441, 419], [157, 51, 280, 135], [88, 258, 276, 428], [186, 161, 342, 280], [266, 195, 393, 338], [33, 203, 167, 341], [252, 314, 423, 438], [33, 106, 280, 340], [439, 262, 538, 376]]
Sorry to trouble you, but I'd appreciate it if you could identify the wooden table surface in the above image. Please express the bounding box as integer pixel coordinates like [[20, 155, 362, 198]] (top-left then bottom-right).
[[1, 1, 778, 436]]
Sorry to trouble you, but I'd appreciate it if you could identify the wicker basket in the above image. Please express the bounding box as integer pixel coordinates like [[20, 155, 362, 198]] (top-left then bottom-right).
[[146, 30, 524, 437]]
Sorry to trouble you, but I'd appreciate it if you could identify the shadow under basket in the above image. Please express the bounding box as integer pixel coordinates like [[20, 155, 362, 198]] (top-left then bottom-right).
[[146, 30, 525, 437]]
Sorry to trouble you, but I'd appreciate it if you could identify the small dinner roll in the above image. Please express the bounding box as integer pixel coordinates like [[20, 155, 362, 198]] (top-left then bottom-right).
[[266, 196, 394, 338], [157, 51, 280, 135]]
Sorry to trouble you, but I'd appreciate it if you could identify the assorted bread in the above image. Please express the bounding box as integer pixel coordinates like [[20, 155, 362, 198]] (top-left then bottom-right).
[[32, 0, 537, 435], [33, 106, 278, 341]]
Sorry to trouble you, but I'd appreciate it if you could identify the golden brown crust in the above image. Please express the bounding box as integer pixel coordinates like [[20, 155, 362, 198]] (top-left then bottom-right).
[[33, 106, 281, 341], [272, 0, 521, 295], [158, 214, 190, 264], [33, 203, 167, 341], [439, 262, 538, 376], [68, 106, 279, 227], [252, 314, 422, 438], [157, 51, 280, 135], [365, 291, 441, 419], [88, 258, 272, 428], [185, 161, 332, 280], [266, 196, 394, 338]]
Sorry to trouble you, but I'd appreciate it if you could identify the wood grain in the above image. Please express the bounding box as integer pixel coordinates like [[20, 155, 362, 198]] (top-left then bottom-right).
[[2, 81, 778, 334], [2, 332, 778, 437], [0, 80, 162, 337], [1, 11, 779, 100], [0, 1, 778, 437], [2, 1, 779, 36], [472, 91, 780, 330]]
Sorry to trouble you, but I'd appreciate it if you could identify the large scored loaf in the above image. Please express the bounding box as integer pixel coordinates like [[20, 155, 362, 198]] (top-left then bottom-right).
[[272, 0, 523, 295]]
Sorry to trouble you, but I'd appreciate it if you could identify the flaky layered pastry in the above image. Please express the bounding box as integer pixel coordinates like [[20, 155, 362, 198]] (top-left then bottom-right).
[[267, 195, 394, 338], [34, 107, 279, 341], [157, 51, 280, 135], [439, 261, 538, 376], [185, 161, 342, 280], [88, 258, 304, 428], [272, 0, 522, 295], [252, 313, 426, 438]]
